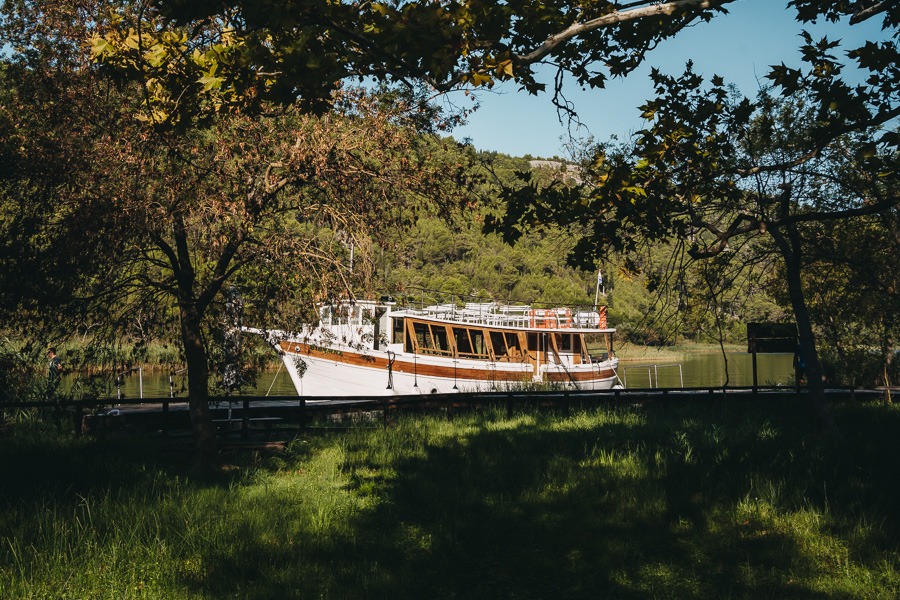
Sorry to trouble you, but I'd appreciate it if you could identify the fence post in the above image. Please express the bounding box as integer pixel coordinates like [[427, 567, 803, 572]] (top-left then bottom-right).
[[241, 397, 250, 440], [299, 398, 306, 431], [73, 401, 83, 437]]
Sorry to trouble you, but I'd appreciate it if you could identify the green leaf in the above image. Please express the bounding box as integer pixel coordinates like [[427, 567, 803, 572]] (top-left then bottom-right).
[[199, 75, 224, 91]]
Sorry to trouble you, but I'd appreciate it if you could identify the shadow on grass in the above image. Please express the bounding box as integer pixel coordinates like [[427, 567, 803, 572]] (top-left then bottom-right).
[[186, 400, 900, 599], [2, 400, 899, 599]]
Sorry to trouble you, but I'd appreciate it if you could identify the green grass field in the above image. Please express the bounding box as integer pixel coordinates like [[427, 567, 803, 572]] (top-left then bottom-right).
[[1, 399, 898, 599]]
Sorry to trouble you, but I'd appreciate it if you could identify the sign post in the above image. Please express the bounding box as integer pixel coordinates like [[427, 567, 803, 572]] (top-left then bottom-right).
[[747, 323, 798, 392]]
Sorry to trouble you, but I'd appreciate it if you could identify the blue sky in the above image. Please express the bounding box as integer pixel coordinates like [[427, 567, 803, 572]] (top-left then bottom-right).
[[450, 0, 888, 158]]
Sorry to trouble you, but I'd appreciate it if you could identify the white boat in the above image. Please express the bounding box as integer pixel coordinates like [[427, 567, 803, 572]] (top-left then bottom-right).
[[248, 298, 620, 397]]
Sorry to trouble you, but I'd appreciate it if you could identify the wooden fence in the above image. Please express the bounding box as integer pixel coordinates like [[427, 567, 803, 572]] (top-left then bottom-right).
[[1, 386, 884, 440]]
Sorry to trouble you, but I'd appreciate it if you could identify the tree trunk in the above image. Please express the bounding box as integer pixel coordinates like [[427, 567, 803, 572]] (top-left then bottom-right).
[[179, 299, 219, 470], [770, 224, 837, 434]]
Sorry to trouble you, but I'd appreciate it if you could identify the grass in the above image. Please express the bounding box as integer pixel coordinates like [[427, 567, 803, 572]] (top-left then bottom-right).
[[1, 400, 899, 598]]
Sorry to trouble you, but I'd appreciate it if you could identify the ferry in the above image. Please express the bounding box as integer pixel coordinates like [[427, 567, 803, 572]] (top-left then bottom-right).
[[248, 297, 620, 396]]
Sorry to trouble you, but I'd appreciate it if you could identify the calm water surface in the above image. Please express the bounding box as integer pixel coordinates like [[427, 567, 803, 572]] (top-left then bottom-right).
[[77, 352, 794, 399], [622, 352, 795, 388], [70, 368, 298, 400]]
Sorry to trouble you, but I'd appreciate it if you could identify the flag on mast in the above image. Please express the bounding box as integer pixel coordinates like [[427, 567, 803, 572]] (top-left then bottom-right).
[[594, 268, 605, 306]]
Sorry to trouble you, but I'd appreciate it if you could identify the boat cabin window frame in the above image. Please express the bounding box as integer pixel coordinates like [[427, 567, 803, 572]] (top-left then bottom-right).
[[490, 331, 523, 361], [406, 319, 455, 357]]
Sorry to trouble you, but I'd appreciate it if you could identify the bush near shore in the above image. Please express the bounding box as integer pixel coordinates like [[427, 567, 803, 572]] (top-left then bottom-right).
[[1, 400, 898, 599]]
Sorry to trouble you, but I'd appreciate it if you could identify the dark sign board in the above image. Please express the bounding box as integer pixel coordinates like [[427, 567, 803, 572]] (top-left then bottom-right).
[[747, 322, 798, 353]]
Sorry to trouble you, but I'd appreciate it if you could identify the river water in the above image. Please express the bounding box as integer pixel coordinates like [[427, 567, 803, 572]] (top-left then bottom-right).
[[621, 352, 795, 388], [76, 351, 795, 399]]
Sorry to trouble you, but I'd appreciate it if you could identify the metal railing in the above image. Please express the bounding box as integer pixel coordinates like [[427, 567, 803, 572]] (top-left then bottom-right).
[[622, 364, 684, 389], [1, 386, 881, 440]]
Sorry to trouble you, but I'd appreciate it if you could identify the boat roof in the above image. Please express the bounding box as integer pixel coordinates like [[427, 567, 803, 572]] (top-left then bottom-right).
[[391, 302, 614, 334]]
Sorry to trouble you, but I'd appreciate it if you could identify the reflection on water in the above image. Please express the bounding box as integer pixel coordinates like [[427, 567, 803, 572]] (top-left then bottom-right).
[[621, 352, 795, 388], [68, 352, 796, 399]]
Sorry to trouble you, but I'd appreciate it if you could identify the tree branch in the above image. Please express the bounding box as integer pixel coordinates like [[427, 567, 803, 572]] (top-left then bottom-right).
[[689, 213, 761, 259], [850, 0, 894, 24], [516, 0, 732, 64], [736, 105, 900, 177], [774, 196, 900, 228]]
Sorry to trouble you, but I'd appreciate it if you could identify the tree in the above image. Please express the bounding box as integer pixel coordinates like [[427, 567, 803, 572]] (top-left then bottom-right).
[[42, 0, 729, 465], [2, 1, 478, 468], [795, 210, 899, 390], [90, 0, 733, 128], [0, 1, 132, 340], [490, 62, 897, 430]]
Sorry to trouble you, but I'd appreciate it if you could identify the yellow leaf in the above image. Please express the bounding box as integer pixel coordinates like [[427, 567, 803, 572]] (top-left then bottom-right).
[[199, 75, 224, 91], [125, 30, 141, 50], [89, 34, 111, 58], [471, 72, 493, 87]]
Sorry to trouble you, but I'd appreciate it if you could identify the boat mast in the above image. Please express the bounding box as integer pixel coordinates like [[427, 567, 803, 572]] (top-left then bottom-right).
[[594, 268, 605, 307]]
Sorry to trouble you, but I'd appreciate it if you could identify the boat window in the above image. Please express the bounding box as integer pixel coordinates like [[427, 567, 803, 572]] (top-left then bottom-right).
[[319, 305, 333, 326], [412, 322, 431, 352], [560, 334, 572, 352], [490, 331, 524, 361], [472, 330, 487, 356], [405, 324, 415, 353], [453, 327, 489, 358], [453, 327, 473, 354], [432, 325, 451, 354], [505, 333, 520, 353], [527, 333, 538, 351], [407, 321, 453, 356], [489, 331, 507, 356], [393, 317, 404, 344]]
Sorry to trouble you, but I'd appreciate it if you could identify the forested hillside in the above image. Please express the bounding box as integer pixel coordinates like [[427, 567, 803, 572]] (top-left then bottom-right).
[[373, 151, 789, 347]]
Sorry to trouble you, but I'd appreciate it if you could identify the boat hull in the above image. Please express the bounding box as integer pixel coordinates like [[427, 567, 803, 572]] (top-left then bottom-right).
[[278, 341, 619, 397]]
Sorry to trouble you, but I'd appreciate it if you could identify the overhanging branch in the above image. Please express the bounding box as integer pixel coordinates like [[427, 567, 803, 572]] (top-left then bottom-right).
[[516, 0, 732, 65], [850, 1, 893, 24]]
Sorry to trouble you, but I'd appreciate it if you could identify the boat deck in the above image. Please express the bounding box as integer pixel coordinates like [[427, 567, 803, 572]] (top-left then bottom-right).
[[395, 301, 611, 331]]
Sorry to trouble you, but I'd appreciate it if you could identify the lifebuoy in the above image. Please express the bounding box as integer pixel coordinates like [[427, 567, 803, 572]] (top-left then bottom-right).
[[528, 308, 554, 328]]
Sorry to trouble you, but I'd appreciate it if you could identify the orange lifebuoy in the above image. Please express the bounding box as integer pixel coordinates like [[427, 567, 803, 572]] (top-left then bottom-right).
[[528, 308, 553, 328]]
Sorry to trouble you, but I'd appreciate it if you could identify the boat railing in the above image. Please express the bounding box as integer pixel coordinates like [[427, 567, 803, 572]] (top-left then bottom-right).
[[399, 299, 609, 330]]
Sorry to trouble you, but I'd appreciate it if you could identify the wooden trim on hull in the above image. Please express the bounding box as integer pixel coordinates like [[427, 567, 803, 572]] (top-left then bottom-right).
[[279, 341, 615, 384], [281, 341, 529, 382], [545, 369, 617, 383]]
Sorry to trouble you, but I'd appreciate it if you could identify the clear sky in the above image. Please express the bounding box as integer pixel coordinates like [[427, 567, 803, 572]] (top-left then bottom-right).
[[449, 0, 888, 158]]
